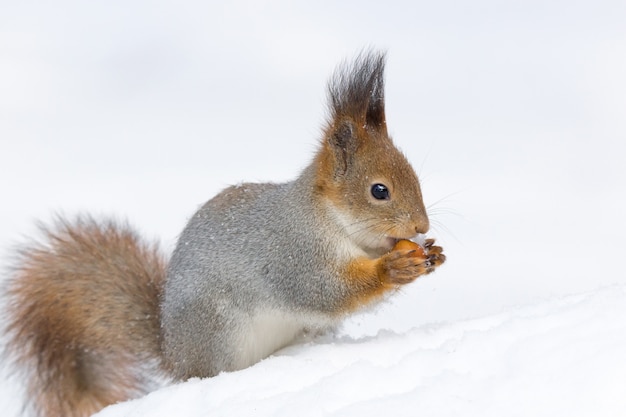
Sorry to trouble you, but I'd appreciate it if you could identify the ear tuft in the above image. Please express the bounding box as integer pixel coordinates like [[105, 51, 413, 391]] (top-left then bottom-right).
[[327, 50, 387, 130]]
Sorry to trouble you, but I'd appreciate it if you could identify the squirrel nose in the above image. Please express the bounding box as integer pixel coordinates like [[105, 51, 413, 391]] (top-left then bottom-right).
[[414, 216, 430, 235]]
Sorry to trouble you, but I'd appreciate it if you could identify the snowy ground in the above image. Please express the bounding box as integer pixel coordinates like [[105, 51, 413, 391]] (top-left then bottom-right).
[[96, 285, 626, 417], [2, 0, 626, 416]]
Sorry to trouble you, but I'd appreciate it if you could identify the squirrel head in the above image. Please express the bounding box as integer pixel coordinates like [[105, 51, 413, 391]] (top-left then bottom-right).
[[314, 51, 429, 256]]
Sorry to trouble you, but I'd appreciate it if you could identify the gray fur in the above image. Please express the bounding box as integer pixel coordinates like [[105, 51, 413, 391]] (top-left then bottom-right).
[[161, 50, 398, 379], [162, 166, 351, 379]]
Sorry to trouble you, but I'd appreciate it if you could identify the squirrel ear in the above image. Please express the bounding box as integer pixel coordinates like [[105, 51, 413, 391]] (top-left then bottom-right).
[[328, 120, 358, 177]]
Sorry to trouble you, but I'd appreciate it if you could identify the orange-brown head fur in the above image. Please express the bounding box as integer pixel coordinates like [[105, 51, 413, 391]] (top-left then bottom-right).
[[314, 51, 429, 256]]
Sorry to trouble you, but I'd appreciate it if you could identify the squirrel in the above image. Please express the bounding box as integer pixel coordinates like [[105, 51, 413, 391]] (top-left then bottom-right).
[[2, 51, 445, 417]]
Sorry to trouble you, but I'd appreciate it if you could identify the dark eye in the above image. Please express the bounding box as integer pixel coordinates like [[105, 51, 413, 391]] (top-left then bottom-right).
[[371, 183, 390, 200]]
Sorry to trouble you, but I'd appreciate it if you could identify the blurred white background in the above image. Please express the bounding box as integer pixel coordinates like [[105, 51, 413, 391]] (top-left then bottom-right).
[[1, 0, 625, 336]]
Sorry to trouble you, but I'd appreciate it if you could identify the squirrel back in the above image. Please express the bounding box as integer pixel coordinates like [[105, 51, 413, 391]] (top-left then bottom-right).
[[2, 50, 445, 417]]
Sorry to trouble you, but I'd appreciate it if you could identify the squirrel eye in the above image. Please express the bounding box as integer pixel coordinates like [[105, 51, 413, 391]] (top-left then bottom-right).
[[371, 183, 390, 200]]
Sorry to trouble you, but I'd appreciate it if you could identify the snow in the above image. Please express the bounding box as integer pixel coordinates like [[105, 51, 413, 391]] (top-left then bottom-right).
[[96, 286, 626, 417], [2, 0, 626, 416]]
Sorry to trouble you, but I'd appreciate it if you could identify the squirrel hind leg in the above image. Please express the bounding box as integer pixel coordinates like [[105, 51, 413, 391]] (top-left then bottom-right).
[[2, 216, 167, 417]]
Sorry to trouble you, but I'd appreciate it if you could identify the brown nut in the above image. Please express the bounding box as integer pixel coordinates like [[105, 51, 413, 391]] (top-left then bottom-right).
[[392, 239, 427, 258]]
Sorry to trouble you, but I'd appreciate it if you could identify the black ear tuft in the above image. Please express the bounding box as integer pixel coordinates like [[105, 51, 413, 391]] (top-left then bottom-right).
[[327, 50, 387, 130]]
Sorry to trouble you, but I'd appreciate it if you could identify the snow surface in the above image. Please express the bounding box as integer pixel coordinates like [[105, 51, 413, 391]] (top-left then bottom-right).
[[96, 286, 626, 417], [2, 0, 626, 416]]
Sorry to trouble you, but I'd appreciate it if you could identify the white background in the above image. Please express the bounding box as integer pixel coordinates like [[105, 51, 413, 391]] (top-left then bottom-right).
[[1, 0, 625, 415]]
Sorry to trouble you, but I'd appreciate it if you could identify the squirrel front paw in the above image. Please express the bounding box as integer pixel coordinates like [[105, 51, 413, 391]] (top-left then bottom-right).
[[378, 239, 446, 286]]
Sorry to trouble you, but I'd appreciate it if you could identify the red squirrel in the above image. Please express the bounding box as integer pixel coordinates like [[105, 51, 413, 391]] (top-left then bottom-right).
[[2, 50, 445, 417]]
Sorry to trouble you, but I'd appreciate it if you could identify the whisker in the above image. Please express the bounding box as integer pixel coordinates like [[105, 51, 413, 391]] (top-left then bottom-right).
[[426, 190, 464, 211], [429, 218, 461, 245], [345, 218, 380, 239], [343, 217, 399, 249], [428, 207, 463, 218]]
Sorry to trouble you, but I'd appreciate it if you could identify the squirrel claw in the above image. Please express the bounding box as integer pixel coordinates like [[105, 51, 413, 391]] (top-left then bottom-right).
[[379, 245, 445, 286]]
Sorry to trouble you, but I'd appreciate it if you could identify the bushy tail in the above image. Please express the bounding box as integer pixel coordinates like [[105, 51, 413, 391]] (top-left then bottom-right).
[[2, 216, 167, 417]]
